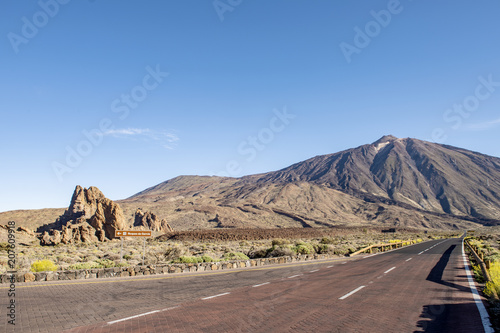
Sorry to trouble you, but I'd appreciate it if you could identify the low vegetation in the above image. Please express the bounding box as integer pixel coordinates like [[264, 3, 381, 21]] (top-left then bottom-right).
[[465, 228, 500, 332], [0, 228, 455, 274]]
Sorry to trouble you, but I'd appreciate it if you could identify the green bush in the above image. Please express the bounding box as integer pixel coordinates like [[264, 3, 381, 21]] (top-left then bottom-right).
[[0, 242, 10, 252], [320, 237, 334, 244], [267, 245, 295, 258], [315, 244, 330, 254], [294, 241, 314, 255], [31, 260, 58, 272], [201, 255, 215, 263], [176, 256, 203, 264], [69, 261, 101, 270], [224, 252, 249, 261]]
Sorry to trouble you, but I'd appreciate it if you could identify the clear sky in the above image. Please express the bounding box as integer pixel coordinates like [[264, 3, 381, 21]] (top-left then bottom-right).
[[1, 0, 499, 212]]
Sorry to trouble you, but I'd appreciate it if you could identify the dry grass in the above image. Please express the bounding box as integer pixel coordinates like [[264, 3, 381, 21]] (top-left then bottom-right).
[[0, 228, 456, 274]]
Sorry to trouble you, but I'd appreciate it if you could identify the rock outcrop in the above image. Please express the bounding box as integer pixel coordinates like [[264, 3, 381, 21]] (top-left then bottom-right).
[[134, 208, 173, 232], [39, 186, 126, 245]]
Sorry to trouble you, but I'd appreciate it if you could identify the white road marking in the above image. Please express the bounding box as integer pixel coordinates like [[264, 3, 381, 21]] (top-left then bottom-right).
[[161, 306, 180, 312], [288, 274, 302, 279], [310, 270, 319, 273], [108, 310, 161, 325], [252, 282, 270, 288], [406, 258, 412, 262], [327, 265, 334, 268], [418, 251, 424, 255], [339, 285, 366, 300], [342, 262, 347, 264], [202, 292, 230, 300], [462, 240, 494, 333], [384, 267, 396, 274]]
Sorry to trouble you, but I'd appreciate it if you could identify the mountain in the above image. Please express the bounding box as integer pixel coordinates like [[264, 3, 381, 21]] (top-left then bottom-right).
[[2, 136, 499, 231], [119, 136, 500, 230]]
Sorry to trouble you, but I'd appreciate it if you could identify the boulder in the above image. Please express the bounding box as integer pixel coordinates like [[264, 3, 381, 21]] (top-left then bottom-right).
[[134, 208, 173, 232]]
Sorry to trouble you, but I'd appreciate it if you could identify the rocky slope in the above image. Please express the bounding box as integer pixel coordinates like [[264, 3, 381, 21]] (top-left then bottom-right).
[[121, 136, 500, 230]]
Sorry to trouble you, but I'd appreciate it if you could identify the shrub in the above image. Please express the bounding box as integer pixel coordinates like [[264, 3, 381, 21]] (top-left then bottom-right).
[[294, 241, 314, 255], [165, 244, 188, 261], [224, 252, 249, 261], [201, 255, 215, 263], [176, 256, 203, 264], [315, 244, 331, 254], [472, 264, 485, 283], [69, 261, 101, 270], [485, 261, 500, 298], [247, 248, 268, 259], [31, 260, 58, 272], [320, 237, 334, 245], [95, 259, 116, 268], [267, 246, 295, 258], [0, 242, 10, 252], [272, 239, 287, 247]]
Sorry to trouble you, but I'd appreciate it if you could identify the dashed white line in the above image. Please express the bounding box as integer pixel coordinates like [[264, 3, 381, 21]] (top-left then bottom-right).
[[339, 286, 366, 300], [310, 270, 319, 273], [252, 282, 270, 288], [202, 292, 230, 300], [384, 267, 396, 274], [406, 258, 412, 262], [327, 265, 334, 268], [418, 251, 424, 255], [288, 274, 302, 279], [108, 310, 161, 325]]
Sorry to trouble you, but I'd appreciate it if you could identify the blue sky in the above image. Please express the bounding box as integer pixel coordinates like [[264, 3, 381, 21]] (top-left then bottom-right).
[[1, 0, 499, 212]]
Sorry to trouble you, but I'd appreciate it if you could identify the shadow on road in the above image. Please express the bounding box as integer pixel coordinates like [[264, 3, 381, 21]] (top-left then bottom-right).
[[414, 303, 487, 332], [426, 245, 470, 294]]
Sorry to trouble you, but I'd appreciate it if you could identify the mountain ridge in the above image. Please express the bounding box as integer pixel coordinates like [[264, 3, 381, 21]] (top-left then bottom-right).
[[120, 135, 499, 230], [1, 136, 499, 231]]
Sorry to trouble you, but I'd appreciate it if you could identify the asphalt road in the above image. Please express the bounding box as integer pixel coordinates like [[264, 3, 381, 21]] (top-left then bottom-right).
[[1, 237, 493, 332]]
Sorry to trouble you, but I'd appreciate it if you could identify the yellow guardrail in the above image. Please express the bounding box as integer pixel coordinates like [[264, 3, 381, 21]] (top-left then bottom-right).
[[464, 238, 499, 300], [349, 240, 417, 257]]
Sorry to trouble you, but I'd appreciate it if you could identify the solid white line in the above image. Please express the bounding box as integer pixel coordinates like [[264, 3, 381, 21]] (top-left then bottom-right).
[[406, 258, 412, 262], [384, 267, 396, 274], [108, 310, 160, 325], [462, 240, 494, 333], [339, 285, 366, 300], [310, 269, 319, 273], [202, 292, 230, 300], [288, 274, 302, 279], [252, 282, 270, 288]]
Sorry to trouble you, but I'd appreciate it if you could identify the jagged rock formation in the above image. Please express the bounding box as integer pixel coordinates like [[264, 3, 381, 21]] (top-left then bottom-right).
[[134, 208, 173, 232], [39, 186, 126, 245]]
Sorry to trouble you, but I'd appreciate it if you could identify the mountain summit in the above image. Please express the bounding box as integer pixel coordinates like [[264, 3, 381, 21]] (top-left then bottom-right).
[[123, 136, 500, 230]]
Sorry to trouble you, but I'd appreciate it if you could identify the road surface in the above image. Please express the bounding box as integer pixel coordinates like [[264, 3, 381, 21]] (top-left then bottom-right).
[[1, 237, 493, 332]]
